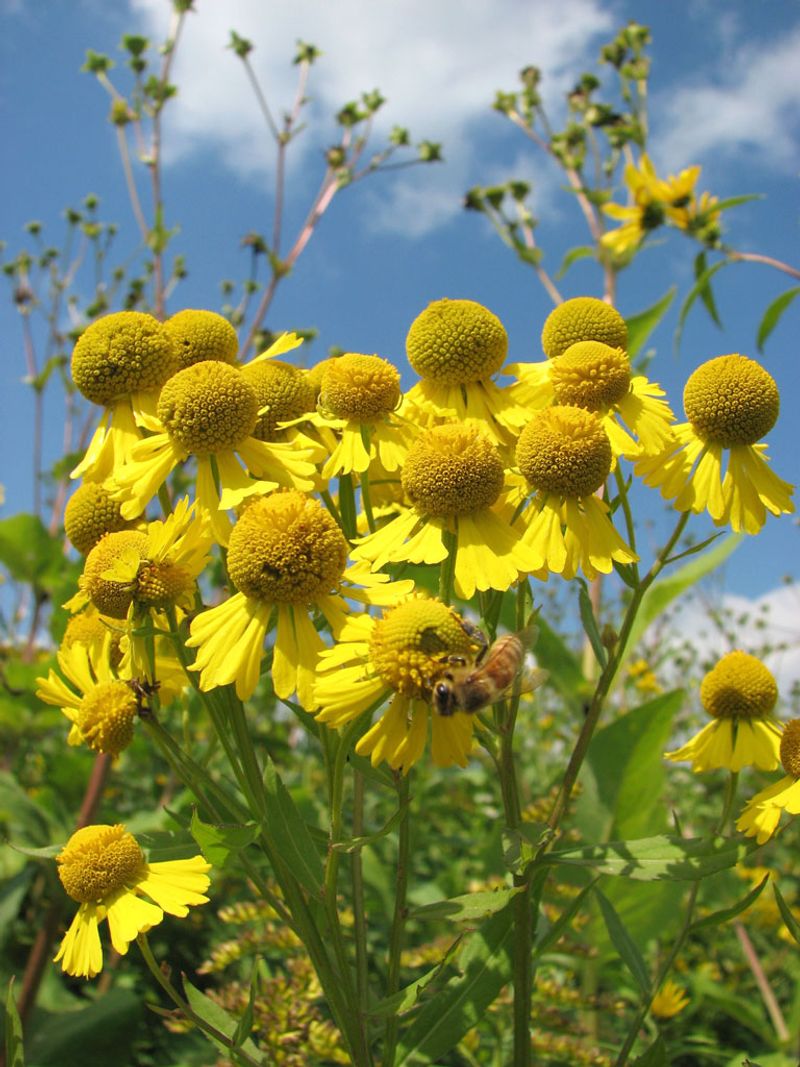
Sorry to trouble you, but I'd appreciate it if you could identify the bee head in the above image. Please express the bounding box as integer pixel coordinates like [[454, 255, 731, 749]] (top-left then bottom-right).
[[433, 679, 457, 716]]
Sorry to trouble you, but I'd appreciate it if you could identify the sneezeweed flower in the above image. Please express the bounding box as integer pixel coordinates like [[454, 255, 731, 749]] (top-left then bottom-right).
[[514, 406, 638, 579], [601, 154, 702, 256], [70, 311, 178, 483], [240, 359, 316, 441], [187, 491, 413, 705], [111, 357, 316, 544], [665, 650, 781, 773], [509, 340, 675, 459], [650, 979, 689, 1020], [54, 823, 211, 979], [737, 719, 800, 844], [64, 481, 137, 555], [352, 422, 537, 599], [313, 596, 485, 772], [164, 308, 239, 369], [62, 606, 123, 667], [636, 354, 794, 533], [540, 297, 628, 360], [400, 298, 528, 446]]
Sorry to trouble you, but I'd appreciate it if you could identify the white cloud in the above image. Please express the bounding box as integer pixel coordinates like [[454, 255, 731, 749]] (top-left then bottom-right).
[[654, 24, 800, 176], [127, 0, 613, 235]]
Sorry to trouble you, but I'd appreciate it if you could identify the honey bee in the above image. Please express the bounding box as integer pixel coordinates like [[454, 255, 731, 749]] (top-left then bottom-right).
[[430, 625, 546, 716]]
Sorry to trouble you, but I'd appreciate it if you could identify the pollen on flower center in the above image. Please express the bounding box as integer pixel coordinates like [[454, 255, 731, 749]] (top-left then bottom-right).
[[157, 361, 259, 453], [71, 311, 178, 406], [319, 353, 401, 420], [136, 560, 192, 609], [241, 360, 316, 440], [401, 424, 504, 516], [77, 681, 138, 757], [65, 482, 131, 555], [368, 598, 478, 698], [516, 406, 612, 498], [227, 490, 348, 603], [541, 297, 628, 360], [406, 298, 508, 385], [683, 354, 780, 447], [83, 530, 148, 619], [700, 650, 778, 720], [550, 341, 631, 411], [57, 824, 145, 903], [779, 719, 800, 778]]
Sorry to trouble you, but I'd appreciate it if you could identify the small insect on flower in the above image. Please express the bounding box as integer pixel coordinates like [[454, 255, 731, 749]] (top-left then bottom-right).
[[430, 624, 546, 716]]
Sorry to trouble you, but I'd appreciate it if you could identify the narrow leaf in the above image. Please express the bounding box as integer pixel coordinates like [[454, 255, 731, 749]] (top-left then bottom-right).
[[689, 873, 769, 933], [757, 286, 800, 352], [694, 251, 722, 327], [675, 258, 730, 350], [714, 193, 764, 212], [595, 887, 651, 995], [182, 978, 262, 1061], [578, 580, 608, 669], [232, 962, 259, 1049], [263, 757, 324, 896], [333, 806, 405, 853], [4, 979, 24, 1067], [548, 833, 751, 881], [369, 937, 464, 1018], [633, 1035, 668, 1066], [534, 615, 586, 714], [534, 878, 598, 957], [773, 882, 800, 947], [555, 244, 596, 280], [411, 886, 523, 923], [625, 286, 676, 361]]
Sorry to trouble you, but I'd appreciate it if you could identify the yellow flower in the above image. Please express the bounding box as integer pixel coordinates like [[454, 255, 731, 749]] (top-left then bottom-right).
[[164, 308, 239, 369], [186, 491, 413, 705], [312, 597, 485, 772], [635, 355, 794, 533], [54, 824, 210, 979], [509, 340, 675, 459], [737, 719, 800, 844], [540, 297, 628, 360], [64, 481, 137, 555], [601, 154, 702, 254], [666, 651, 781, 773], [650, 979, 689, 1020], [514, 406, 638, 579], [351, 423, 537, 599]]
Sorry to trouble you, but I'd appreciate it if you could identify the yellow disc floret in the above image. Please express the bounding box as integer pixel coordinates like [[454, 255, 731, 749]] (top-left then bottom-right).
[[319, 353, 401, 420], [402, 424, 504, 516], [550, 341, 631, 411], [700, 650, 778, 720], [164, 309, 239, 370], [516, 406, 612, 498], [227, 491, 348, 603], [241, 360, 316, 440], [406, 298, 508, 385], [368, 598, 478, 698], [71, 311, 177, 405], [683, 354, 780, 447], [57, 824, 145, 903], [779, 719, 800, 778], [135, 559, 194, 609], [62, 612, 123, 667], [541, 297, 628, 360], [305, 357, 339, 400], [77, 681, 138, 757], [82, 531, 148, 619], [65, 482, 132, 555], [157, 361, 259, 453]]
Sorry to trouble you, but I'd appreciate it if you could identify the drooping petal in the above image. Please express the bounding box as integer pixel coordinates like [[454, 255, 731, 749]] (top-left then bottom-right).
[[54, 903, 104, 979], [105, 888, 163, 953], [137, 857, 212, 915]]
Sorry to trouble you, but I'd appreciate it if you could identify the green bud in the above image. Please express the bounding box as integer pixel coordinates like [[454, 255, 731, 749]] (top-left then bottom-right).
[[294, 40, 321, 64], [110, 99, 133, 126], [25, 221, 42, 236], [228, 30, 253, 59], [508, 180, 530, 201], [326, 146, 347, 168], [389, 125, 410, 146], [417, 140, 442, 163], [493, 90, 517, 114], [463, 188, 485, 212], [362, 89, 385, 113], [337, 102, 364, 126], [484, 186, 505, 210], [82, 50, 113, 75], [122, 34, 148, 57], [241, 232, 268, 255]]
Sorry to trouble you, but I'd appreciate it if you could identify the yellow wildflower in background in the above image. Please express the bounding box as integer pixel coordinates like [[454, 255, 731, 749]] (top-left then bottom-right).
[[54, 824, 210, 979], [737, 719, 800, 844], [601, 154, 703, 255], [666, 651, 781, 772], [650, 979, 689, 1020]]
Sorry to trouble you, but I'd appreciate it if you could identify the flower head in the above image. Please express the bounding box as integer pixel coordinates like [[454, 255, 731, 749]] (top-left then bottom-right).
[[164, 309, 239, 370], [650, 979, 689, 1020], [737, 719, 800, 844], [65, 482, 135, 555], [71, 312, 177, 406], [241, 359, 316, 441], [601, 154, 702, 255], [54, 824, 210, 978], [666, 651, 782, 773], [540, 297, 628, 360]]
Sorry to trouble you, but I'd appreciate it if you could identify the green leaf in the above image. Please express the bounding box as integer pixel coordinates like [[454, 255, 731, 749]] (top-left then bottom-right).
[[714, 193, 764, 213], [262, 757, 324, 896], [689, 873, 769, 933], [333, 805, 405, 853], [182, 978, 262, 1061], [232, 962, 259, 1049], [190, 810, 259, 869], [757, 286, 800, 353], [370, 937, 464, 1018], [411, 886, 523, 923], [674, 258, 730, 350], [625, 286, 676, 361], [595, 887, 651, 995], [693, 251, 722, 327], [555, 244, 596, 280], [0, 514, 64, 588], [533, 878, 597, 957], [577, 579, 607, 669], [394, 906, 515, 1065], [25, 989, 142, 1067], [773, 882, 800, 947], [548, 833, 751, 881], [502, 821, 551, 875], [0, 770, 61, 846], [633, 1035, 668, 1066], [534, 614, 587, 714], [4, 980, 24, 1067]]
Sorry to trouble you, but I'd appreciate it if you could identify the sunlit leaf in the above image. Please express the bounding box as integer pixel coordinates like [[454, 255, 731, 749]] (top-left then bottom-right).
[[756, 286, 800, 353], [625, 286, 676, 361], [595, 887, 651, 994]]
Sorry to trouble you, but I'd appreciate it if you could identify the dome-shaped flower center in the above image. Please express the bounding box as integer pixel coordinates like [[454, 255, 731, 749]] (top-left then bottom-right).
[[402, 424, 504, 516], [305, 357, 339, 400], [779, 719, 800, 778], [83, 531, 148, 619], [516, 406, 612, 498], [241, 360, 316, 440], [541, 297, 628, 360], [157, 361, 259, 454], [71, 311, 178, 405], [319, 353, 401, 420], [700, 650, 778, 720], [406, 298, 508, 385], [369, 598, 478, 698], [65, 482, 131, 555], [227, 491, 348, 603], [62, 612, 123, 667], [57, 824, 145, 903], [683, 354, 780, 447], [164, 309, 239, 370], [77, 681, 138, 757], [550, 341, 631, 411], [135, 560, 193, 609]]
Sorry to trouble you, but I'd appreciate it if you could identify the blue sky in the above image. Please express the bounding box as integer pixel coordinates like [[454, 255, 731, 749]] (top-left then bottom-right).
[[1, 0, 798, 629]]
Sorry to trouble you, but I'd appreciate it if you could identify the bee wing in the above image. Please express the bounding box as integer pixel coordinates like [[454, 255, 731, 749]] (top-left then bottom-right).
[[516, 664, 548, 697]]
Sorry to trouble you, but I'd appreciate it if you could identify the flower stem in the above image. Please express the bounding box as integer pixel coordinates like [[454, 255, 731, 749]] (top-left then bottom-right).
[[384, 771, 411, 1064], [351, 769, 371, 1051]]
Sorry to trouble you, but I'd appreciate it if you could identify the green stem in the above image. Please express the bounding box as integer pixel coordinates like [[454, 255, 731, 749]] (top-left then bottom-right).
[[384, 772, 411, 1065], [438, 525, 457, 605], [339, 473, 358, 540], [613, 466, 639, 583], [360, 464, 377, 534], [351, 770, 371, 1055]]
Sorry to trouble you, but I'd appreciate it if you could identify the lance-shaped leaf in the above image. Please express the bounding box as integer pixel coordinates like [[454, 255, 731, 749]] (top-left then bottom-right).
[[4, 980, 24, 1067], [546, 833, 751, 881], [757, 286, 800, 353], [689, 873, 769, 933], [625, 286, 676, 361], [263, 756, 324, 896], [595, 887, 651, 995], [411, 886, 523, 923], [773, 882, 800, 947]]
